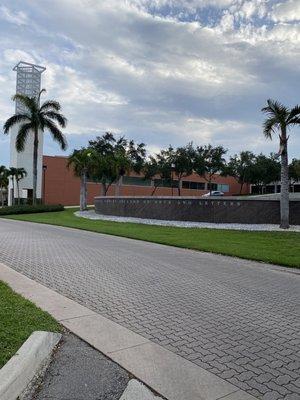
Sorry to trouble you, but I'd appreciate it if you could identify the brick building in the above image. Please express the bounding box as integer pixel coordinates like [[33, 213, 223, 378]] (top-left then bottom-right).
[[42, 155, 250, 206]]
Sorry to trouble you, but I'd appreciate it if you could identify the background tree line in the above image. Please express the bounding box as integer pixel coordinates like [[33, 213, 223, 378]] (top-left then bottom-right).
[[67, 132, 300, 210], [2, 90, 299, 229]]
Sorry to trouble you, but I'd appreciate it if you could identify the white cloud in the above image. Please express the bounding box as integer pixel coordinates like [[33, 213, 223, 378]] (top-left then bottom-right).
[[129, 0, 234, 13], [218, 11, 235, 32], [0, 6, 28, 26], [272, 0, 300, 22], [3, 49, 35, 65], [0, 0, 299, 164], [44, 64, 127, 106]]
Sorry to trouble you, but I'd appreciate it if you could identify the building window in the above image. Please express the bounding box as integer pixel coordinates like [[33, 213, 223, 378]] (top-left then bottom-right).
[[207, 183, 218, 191], [182, 181, 205, 190], [217, 184, 229, 192], [123, 176, 152, 186], [154, 179, 178, 188]]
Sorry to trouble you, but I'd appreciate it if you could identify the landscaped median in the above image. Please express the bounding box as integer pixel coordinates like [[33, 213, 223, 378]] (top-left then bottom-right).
[[3, 207, 300, 268]]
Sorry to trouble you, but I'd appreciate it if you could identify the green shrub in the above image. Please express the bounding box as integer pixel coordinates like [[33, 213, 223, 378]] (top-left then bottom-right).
[[0, 204, 64, 216]]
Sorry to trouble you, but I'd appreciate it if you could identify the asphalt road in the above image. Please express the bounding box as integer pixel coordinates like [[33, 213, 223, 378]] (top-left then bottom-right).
[[0, 219, 299, 400], [25, 333, 129, 400]]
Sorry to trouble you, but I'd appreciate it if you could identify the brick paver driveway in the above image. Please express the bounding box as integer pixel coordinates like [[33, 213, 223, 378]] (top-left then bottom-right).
[[0, 219, 299, 400]]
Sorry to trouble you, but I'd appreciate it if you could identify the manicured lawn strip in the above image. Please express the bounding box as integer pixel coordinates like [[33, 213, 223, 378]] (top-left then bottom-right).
[[0, 281, 61, 368], [4, 208, 300, 268]]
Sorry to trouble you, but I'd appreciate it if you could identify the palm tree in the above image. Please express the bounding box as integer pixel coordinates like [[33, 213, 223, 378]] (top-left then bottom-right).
[[68, 148, 93, 211], [14, 167, 27, 205], [0, 166, 9, 207], [262, 99, 300, 229], [3, 90, 67, 205], [8, 167, 18, 205]]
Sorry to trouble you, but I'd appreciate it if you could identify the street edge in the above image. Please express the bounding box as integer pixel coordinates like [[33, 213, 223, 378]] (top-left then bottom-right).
[[0, 331, 61, 400]]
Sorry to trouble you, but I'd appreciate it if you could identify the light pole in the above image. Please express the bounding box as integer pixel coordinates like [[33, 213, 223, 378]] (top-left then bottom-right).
[[171, 163, 175, 196], [42, 165, 47, 204]]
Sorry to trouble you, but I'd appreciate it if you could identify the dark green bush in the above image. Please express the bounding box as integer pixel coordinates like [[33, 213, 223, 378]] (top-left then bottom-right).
[[0, 204, 64, 216]]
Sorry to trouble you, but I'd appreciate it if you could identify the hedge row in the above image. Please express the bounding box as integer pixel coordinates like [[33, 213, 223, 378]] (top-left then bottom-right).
[[0, 204, 64, 216]]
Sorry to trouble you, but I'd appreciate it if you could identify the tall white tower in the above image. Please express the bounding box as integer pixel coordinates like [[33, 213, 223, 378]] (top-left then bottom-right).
[[9, 61, 46, 205]]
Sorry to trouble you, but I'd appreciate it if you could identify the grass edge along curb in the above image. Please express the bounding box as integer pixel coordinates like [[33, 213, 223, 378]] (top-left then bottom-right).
[[0, 331, 61, 400], [0, 280, 61, 367]]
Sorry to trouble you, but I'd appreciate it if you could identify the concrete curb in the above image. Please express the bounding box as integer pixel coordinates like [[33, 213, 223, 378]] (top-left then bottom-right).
[[0, 263, 257, 400], [0, 331, 61, 400], [120, 379, 162, 399]]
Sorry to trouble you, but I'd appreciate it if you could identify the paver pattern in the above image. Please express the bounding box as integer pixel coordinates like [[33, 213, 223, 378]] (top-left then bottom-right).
[[0, 219, 299, 399]]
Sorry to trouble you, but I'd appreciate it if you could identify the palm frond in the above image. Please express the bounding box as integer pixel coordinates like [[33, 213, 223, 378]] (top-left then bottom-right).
[[3, 114, 30, 134], [41, 111, 67, 128], [287, 105, 300, 124], [12, 94, 36, 111], [263, 117, 278, 139], [37, 89, 46, 104], [16, 167, 27, 179], [288, 117, 300, 126], [261, 99, 288, 125], [16, 123, 32, 152], [43, 118, 67, 150], [40, 100, 61, 112]]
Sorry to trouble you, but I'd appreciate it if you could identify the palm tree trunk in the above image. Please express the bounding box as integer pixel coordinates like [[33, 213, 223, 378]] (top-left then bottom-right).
[[16, 179, 20, 205], [280, 130, 289, 229], [32, 129, 39, 205], [80, 171, 87, 211], [0, 186, 3, 207], [12, 178, 15, 206]]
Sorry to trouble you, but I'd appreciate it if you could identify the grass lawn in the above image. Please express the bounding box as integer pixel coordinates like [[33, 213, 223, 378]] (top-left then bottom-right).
[[0, 281, 61, 368], [3, 207, 300, 268]]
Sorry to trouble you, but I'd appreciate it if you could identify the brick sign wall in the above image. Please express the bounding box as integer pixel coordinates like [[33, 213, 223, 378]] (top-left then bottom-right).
[[94, 196, 300, 225]]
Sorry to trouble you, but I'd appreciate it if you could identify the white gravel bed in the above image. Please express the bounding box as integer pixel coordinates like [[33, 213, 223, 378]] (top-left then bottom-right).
[[75, 210, 300, 232]]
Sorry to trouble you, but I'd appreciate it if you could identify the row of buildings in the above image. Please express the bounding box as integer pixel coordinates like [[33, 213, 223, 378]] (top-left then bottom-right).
[[42, 155, 249, 205], [8, 153, 300, 207]]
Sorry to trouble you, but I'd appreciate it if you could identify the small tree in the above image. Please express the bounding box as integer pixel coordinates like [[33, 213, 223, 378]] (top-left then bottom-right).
[[90, 152, 118, 196], [226, 151, 256, 194], [14, 167, 27, 205], [171, 144, 195, 196], [144, 150, 172, 196], [114, 138, 146, 196], [289, 159, 300, 187], [89, 133, 146, 196], [262, 99, 300, 228], [248, 154, 281, 193], [89, 132, 118, 195], [194, 145, 227, 194], [8, 167, 18, 205], [68, 148, 93, 211], [0, 166, 9, 207]]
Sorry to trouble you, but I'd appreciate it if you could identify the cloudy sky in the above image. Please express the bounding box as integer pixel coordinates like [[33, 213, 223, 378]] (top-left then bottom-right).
[[0, 0, 299, 165]]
